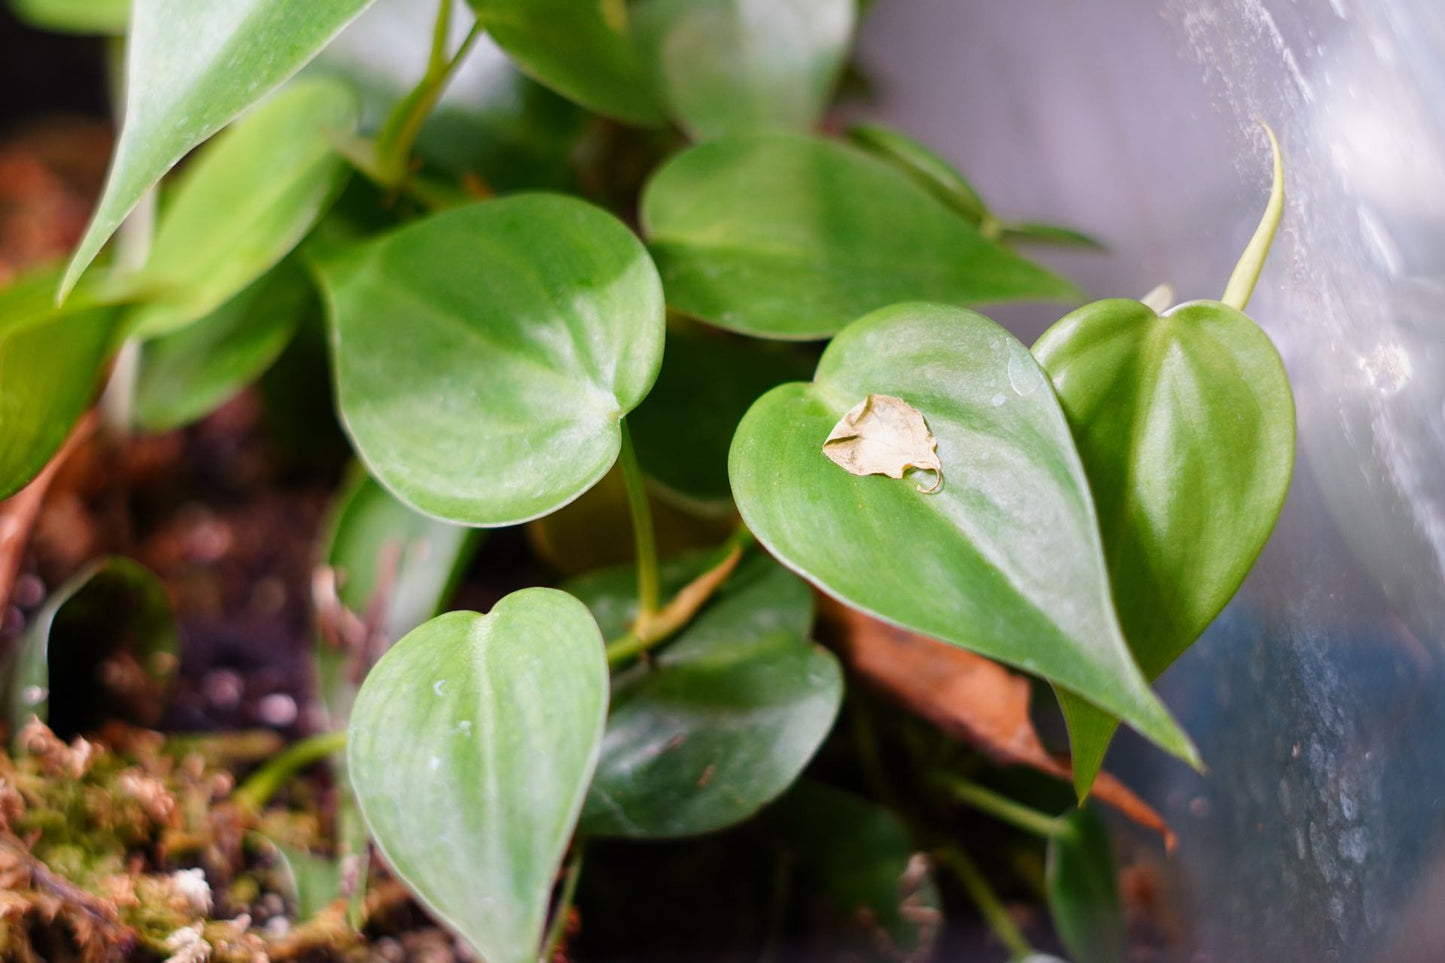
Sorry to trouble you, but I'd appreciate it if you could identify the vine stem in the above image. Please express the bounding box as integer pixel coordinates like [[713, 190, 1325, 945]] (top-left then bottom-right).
[[934, 775, 1060, 839], [616, 419, 660, 619], [933, 846, 1034, 961], [538, 845, 584, 963], [1221, 122, 1284, 312], [233, 730, 347, 810], [374, 2, 486, 187]]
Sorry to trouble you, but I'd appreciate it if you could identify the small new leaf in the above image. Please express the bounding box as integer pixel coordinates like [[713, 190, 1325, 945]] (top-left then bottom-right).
[[823, 394, 942, 493]]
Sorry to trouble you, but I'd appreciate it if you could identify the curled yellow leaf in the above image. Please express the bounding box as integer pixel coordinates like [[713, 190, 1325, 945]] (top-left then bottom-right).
[[822, 393, 943, 493]]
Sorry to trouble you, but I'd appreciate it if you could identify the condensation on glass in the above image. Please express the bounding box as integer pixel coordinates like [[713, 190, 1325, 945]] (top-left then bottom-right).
[[855, 1, 1444, 960]]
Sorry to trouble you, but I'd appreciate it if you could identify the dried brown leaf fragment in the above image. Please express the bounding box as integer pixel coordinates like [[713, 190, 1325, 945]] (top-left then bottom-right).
[[823, 394, 943, 493]]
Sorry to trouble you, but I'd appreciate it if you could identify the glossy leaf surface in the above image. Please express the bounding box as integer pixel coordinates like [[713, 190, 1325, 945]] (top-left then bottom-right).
[[1033, 298, 1294, 791], [134, 259, 314, 432], [5, 557, 177, 738], [127, 78, 357, 338], [774, 782, 941, 958], [0, 267, 120, 498], [321, 194, 666, 526], [632, 0, 854, 140], [569, 553, 842, 837], [63, 0, 379, 296], [466, 0, 661, 125], [729, 302, 1194, 763], [1046, 807, 1125, 963], [348, 589, 607, 963], [642, 135, 1078, 339], [629, 326, 811, 510]]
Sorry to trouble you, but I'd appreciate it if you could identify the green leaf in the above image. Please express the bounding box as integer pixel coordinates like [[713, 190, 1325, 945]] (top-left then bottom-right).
[[267, 837, 343, 922], [9, 0, 129, 33], [466, 0, 661, 125], [846, 123, 989, 222], [1046, 807, 1125, 963], [133, 259, 314, 432], [998, 222, 1106, 251], [125, 78, 358, 339], [567, 552, 842, 837], [1033, 297, 1294, 793], [641, 135, 1079, 340], [347, 589, 608, 963], [773, 782, 941, 958], [0, 267, 122, 498], [629, 326, 812, 511], [728, 302, 1195, 765], [321, 194, 666, 526], [317, 465, 481, 723], [632, 0, 855, 140], [62, 0, 379, 297], [5, 557, 177, 738]]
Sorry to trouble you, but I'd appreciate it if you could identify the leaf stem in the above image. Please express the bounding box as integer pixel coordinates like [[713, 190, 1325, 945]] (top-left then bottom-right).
[[616, 419, 660, 619], [374, 3, 485, 187], [233, 730, 347, 810], [1222, 122, 1284, 312], [933, 846, 1034, 961], [538, 845, 584, 963], [935, 776, 1060, 839]]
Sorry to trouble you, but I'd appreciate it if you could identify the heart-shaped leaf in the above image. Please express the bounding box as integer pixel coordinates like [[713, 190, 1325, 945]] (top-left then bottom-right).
[[628, 326, 812, 511], [631, 0, 855, 141], [1045, 807, 1125, 963], [347, 589, 608, 963], [316, 465, 481, 724], [134, 259, 314, 432], [320, 194, 666, 526], [465, 0, 662, 125], [125, 78, 357, 339], [62, 0, 380, 297], [1033, 297, 1294, 791], [5, 557, 177, 738], [728, 302, 1195, 764], [641, 135, 1080, 340], [567, 552, 842, 837], [0, 266, 122, 498]]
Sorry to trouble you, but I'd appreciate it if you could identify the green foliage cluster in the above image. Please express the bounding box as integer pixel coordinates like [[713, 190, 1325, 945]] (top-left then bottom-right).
[[4, 1, 1296, 960]]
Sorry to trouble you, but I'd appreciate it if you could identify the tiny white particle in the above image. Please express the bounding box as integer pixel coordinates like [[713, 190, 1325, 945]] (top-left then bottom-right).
[[433, 680, 446, 696]]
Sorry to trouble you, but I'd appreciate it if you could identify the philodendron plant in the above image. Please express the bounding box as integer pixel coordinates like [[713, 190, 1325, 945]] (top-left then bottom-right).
[[6, 0, 1296, 960]]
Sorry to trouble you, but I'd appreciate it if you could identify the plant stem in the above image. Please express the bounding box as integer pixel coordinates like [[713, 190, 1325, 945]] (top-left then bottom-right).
[[374, 3, 485, 186], [234, 730, 347, 810], [616, 419, 659, 619], [1222, 122, 1284, 312], [538, 845, 584, 963], [936, 776, 1060, 839], [604, 525, 751, 668], [933, 846, 1034, 961]]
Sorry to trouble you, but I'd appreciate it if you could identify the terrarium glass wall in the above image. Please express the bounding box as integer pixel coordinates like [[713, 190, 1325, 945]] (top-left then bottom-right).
[[851, 1, 1445, 960]]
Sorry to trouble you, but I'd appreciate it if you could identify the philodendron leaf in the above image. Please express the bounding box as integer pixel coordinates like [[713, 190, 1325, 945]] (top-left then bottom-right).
[[321, 194, 666, 526], [0, 266, 122, 498], [134, 259, 315, 432], [641, 135, 1079, 339], [466, 0, 662, 125], [774, 782, 941, 959], [316, 465, 481, 724], [728, 302, 1196, 766], [10, 0, 129, 33], [1046, 807, 1125, 963], [567, 552, 843, 838], [1034, 297, 1294, 793], [632, 0, 855, 140], [347, 589, 608, 963], [6, 557, 177, 738], [126, 78, 358, 339], [62, 0, 380, 297], [628, 325, 812, 511]]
